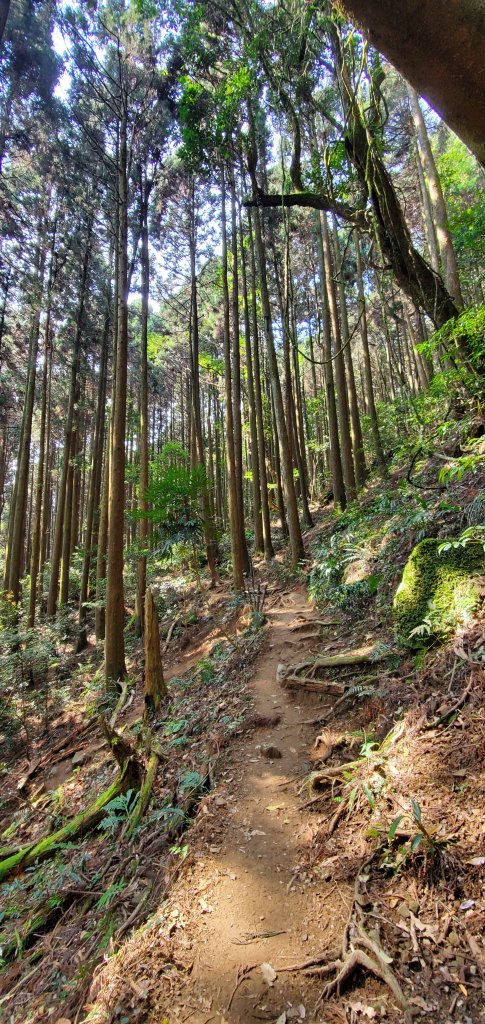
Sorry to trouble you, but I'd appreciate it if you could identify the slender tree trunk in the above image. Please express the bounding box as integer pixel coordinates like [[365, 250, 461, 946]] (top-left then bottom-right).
[[331, 215, 366, 489], [188, 180, 220, 586], [407, 85, 463, 307], [414, 143, 439, 274], [59, 396, 78, 606], [247, 210, 274, 559], [355, 228, 386, 470], [239, 210, 263, 554], [229, 173, 250, 572], [320, 213, 356, 503], [105, 107, 129, 685], [135, 176, 151, 634], [251, 201, 304, 564], [7, 226, 47, 602], [78, 292, 110, 650], [221, 168, 246, 589], [315, 213, 346, 508], [47, 232, 91, 616], [28, 316, 52, 627]]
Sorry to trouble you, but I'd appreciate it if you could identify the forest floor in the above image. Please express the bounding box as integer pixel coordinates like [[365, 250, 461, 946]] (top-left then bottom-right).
[[1, 466, 484, 1024], [84, 573, 485, 1024]]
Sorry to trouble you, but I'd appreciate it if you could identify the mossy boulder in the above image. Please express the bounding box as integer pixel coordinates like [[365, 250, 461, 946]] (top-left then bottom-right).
[[393, 538, 483, 647]]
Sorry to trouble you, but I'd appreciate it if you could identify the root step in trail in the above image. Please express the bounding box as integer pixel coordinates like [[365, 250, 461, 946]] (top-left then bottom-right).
[[152, 587, 340, 1023]]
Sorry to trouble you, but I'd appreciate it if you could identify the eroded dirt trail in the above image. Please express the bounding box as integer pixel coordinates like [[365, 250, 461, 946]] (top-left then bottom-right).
[[151, 585, 341, 1023]]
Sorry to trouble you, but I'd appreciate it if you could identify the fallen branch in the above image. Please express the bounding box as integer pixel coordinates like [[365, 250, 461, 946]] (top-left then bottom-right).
[[126, 750, 160, 836], [283, 675, 345, 694], [0, 761, 141, 882], [163, 615, 180, 651], [109, 678, 130, 729], [226, 963, 256, 1011], [424, 675, 474, 729]]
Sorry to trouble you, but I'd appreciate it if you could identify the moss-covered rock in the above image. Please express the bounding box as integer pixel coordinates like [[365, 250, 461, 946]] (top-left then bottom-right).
[[393, 538, 483, 647]]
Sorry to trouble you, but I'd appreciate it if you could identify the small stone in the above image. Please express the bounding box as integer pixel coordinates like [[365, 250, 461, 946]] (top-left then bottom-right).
[[397, 902, 411, 918]]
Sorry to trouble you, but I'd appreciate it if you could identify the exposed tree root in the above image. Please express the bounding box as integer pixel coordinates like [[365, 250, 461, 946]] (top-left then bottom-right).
[[16, 719, 96, 791], [308, 854, 410, 1015], [278, 648, 386, 694], [290, 618, 341, 631], [318, 946, 408, 1010]]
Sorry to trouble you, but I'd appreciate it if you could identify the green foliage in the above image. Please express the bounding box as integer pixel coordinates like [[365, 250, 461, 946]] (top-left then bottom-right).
[[393, 537, 483, 647], [308, 534, 381, 612], [141, 442, 205, 558], [197, 657, 217, 684], [437, 439, 484, 486], [97, 790, 138, 834], [381, 800, 457, 875], [95, 880, 126, 911], [0, 602, 69, 748], [419, 303, 485, 372], [436, 138, 485, 278], [178, 769, 205, 792]]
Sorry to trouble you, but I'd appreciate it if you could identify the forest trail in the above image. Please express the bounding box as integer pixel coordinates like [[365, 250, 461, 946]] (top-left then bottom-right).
[[95, 583, 341, 1023]]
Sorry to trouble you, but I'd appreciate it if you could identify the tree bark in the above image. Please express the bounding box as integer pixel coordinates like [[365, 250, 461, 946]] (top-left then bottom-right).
[[247, 210, 274, 559], [221, 167, 246, 590], [341, 0, 485, 167], [135, 172, 151, 634], [105, 106, 129, 685], [47, 231, 90, 615], [144, 586, 166, 715], [251, 202, 304, 564], [78, 291, 110, 650], [354, 228, 386, 470], [407, 85, 464, 307]]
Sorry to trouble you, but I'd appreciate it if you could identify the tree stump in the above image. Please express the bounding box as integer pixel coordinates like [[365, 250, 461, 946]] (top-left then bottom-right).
[[144, 587, 166, 716]]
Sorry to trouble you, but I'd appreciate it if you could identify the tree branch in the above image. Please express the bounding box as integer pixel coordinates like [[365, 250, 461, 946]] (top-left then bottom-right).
[[242, 187, 362, 225]]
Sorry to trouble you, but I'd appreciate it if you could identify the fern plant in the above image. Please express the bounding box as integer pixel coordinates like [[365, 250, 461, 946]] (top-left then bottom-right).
[[97, 790, 137, 834]]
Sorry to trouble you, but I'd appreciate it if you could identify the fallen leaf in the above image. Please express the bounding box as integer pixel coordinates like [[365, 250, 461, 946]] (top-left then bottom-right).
[[266, 804, 284, 812], [260, 961, 277, 985], [409, 997, 434, 1012], [468, 856, 485, 866], [346, 1002, 376, 1018], [199, 898, 213, 913]]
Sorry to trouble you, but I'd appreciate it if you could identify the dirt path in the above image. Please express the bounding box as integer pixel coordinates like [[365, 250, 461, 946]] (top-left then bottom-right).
[[148, 584, 343, 1023]]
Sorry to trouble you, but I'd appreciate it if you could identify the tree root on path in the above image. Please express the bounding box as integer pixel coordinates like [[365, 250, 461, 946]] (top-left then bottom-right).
[[316, 946, 407, 1009], [312, 855, 409, 1015]]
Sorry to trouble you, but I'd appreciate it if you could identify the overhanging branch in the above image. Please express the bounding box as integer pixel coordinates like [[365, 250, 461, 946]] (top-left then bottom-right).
[[242, 188, 364, 225]]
